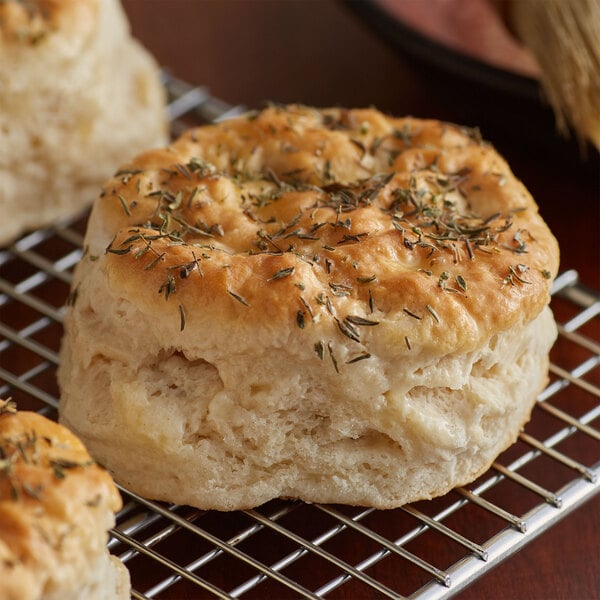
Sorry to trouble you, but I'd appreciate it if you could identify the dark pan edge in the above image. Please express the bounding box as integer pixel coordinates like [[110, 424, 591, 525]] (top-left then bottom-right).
[[343, 0, 543, 104]]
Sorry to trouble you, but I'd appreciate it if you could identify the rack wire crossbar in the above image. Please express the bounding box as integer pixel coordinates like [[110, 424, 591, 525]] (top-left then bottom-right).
[[0, 74, 598, 599]]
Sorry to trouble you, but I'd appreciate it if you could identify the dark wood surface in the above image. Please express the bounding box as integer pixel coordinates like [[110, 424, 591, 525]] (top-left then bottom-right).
[[121, 1, 600, 599]]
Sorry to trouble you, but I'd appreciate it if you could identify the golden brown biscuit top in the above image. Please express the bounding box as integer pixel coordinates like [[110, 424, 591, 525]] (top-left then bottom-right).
[[0, 400, 121, 593], [89, 105, 559, 357], [0, 0, 97, 46]]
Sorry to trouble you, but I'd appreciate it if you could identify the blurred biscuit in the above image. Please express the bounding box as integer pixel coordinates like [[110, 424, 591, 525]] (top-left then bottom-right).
[[0, 0, 167, 245]]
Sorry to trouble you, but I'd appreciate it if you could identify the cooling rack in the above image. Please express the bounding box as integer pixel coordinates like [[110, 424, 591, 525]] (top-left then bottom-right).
[[1, 74, 598, 599]]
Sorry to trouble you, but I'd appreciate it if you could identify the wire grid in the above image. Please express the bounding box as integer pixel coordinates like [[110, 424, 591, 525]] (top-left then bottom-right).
[[0, 75, 599, 599]]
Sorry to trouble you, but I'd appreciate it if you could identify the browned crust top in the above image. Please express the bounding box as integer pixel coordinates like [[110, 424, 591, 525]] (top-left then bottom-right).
[[87, 105, 559, 355]]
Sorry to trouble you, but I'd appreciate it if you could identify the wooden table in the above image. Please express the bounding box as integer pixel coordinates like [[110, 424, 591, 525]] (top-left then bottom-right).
[[121, 2, 600, 598]]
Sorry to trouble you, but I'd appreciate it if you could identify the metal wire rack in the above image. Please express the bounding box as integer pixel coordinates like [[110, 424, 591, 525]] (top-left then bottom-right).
[[1, 74, 599, 599]]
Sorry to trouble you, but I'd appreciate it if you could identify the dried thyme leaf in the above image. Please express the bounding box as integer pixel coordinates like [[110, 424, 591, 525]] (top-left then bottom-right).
[[336, 318, 361, 343], [268, 267, 295, 281], [175, 163, 192, 180], [114, 168, 143, 177], [50, 458, 92, 480], [106, 245, 132, 256], [425, 304, 440, 323], [512, 264, 532, 284], [0, 398, 17, 415], [346, 352, 371, 364], [86, 494, 102, 507], [144, 252, 166, 270], [9, 479, 19, 501], [179, 304, 186, 331], [117, 194, 131, 216], [438, 271, 450, 290], [503, 264, 532, 287], [22, 483, 43, 500], [346, 315, 380, 326], [66, 284, 80, 307], [314, 341, 325, 360], [227, 289, 249, 306], [158, 275, 176, 300], [403, 308, 422, 320], [327, 341, 340, 373]]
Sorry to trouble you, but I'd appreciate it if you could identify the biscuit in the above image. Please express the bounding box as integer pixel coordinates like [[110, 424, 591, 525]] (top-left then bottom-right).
[[59, 105, 560, 510], [0, 0, 167, 246], [0, 400, 129, 600]]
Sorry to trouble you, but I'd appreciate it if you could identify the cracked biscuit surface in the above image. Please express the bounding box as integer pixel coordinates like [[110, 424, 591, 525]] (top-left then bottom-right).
[[59, 105, 559, 510]]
